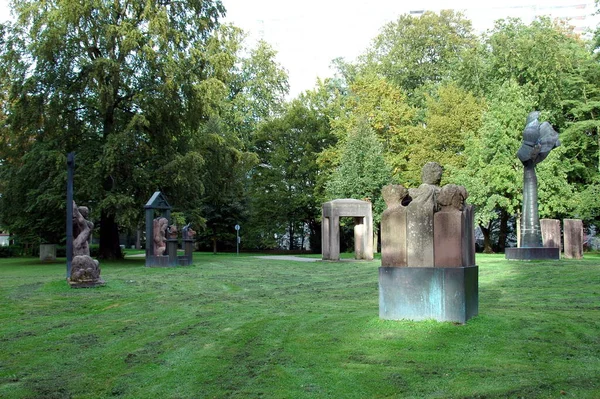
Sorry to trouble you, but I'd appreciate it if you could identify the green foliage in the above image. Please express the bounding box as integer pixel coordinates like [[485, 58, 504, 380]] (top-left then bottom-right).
[[362, 10, 476, 96], [464, 17, 587, 120], [455, 81, 532, 227], [409, 83, 485, 185], [326, 120, 392, 222], [247, 99, 335, 250]]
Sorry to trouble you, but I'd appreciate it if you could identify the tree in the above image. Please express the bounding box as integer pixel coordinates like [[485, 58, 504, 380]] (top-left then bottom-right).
[[196, 117, 257, 254], [361, 10, 476, 98], [407, 83, 485, 184], [322, 73, 416, 185], [455, 81, 574, 252], [460, 17, 587, 122], [247, 99, 334, 251], [325, 119, 392, 225], [0, 0, 232, 258]]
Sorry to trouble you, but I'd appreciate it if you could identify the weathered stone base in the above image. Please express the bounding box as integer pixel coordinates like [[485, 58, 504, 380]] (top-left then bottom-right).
[[505, 247, 560, 260], [146, 255, 170, 267], [68, 278, 105, 288], [379, 266, 478, 324]]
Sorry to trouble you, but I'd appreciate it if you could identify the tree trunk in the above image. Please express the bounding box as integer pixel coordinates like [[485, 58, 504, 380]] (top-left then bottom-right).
[[497, 210, 509, 251], [98, 209, 122, 259], [480, 224, 494, 254], [212, 237, 217, 254], [288, 222, 295, 251]]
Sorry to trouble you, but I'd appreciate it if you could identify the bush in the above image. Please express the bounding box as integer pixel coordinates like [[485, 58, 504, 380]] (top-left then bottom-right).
[[0, 245, 23, 258]]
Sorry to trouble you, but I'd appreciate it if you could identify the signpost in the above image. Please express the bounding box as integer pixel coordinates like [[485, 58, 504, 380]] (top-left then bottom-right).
[[66, 152, 75, 279], [235, 224, 240, 255]]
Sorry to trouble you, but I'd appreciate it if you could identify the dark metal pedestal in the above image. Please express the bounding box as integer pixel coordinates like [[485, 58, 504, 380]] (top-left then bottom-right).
[[505, 247, 560, 260], [379, 266, 479, 324]]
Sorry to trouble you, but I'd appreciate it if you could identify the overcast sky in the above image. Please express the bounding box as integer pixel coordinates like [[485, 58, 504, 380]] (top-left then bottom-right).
[[1, 0, 598, 98]]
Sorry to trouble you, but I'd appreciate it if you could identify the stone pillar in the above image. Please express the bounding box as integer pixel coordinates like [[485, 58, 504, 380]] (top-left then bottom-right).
[[564, 219, 583, 259], [167, 239, 178, 266], [321, 199, 373, 261], [540, 219, 561, 249], [406, 201, 434, 267], [434, 210, 464, 267], [40, 244, 57, 262], [321, 217, 330, 259], [183, 240, 194, 265], [354, 217, 365, 260], [381, 205, 407, 267]]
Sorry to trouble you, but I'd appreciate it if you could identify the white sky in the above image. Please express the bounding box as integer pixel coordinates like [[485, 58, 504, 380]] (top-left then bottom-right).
[[1, 0, 598, 98]]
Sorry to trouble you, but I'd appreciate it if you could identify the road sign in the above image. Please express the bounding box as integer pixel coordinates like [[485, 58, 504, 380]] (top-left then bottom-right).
[[235, 224, 240, 231]]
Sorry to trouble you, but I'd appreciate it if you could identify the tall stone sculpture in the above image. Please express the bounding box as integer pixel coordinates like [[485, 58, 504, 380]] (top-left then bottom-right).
[[153, 217, 169, 256], [506, 111, 561, 260], [379, 162, 478, 324], [68, 201, 104, 288]]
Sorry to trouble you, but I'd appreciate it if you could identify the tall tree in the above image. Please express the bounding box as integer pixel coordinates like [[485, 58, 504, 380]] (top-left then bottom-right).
[[247, 99, 334, 251], [361, 10, 476, 98], [0, 0, 230, 258], [325, 119, 392, 225]]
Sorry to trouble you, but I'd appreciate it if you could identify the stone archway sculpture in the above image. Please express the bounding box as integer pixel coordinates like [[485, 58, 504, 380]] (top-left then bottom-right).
[[322, 199, 373, 261]]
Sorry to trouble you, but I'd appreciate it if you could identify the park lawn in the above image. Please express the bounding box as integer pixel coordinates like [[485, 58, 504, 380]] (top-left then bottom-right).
[[0, 253, 598, 398]]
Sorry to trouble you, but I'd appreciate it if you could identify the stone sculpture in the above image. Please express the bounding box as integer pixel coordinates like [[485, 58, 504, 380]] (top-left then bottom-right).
[[167, 224, 178, 240], [182, 223, 196, 240], [153, 217, 168, 256], [406, 162, 443, 266], [381, 185, 409, 267], [321, 199, 373, 261], [506, 111, 561, 260], [564, 219, 583, 259], [379, 162, 477, 323], [69, 201, 104, 287]]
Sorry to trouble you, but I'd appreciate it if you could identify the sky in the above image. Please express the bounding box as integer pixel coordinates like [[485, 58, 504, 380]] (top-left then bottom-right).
[[1, 0, 598, 98]]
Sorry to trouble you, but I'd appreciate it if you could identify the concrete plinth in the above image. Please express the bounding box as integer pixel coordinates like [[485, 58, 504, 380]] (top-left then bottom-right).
[[505, 247, 560, 260], [378, 266, 478, 324]]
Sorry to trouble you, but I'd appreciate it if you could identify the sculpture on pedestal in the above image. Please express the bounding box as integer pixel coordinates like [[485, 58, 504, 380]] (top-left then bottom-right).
[[379, 162, 477, 323], [153, 217, 169, 256], [69, 201, 104, 287], [506, 111, 561, 260]]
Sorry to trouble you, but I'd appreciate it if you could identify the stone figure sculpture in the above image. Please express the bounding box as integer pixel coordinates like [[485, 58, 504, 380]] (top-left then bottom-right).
[[379, 163, 477, 323], [406, 162, 443, 266], [69, 201, 103, 287], [517, 111, 560, 248], [167, 224, 178, 240], [73, 203, 93, 256], [182, 223, 196, 240], [153, 217, 169, 256]]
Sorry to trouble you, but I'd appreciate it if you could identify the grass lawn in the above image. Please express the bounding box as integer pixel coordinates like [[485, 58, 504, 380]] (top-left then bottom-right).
[[0, 252, 599, 398]]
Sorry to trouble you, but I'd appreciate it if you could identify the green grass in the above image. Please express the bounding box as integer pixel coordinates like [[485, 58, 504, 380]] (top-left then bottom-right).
[[0, 253, 599, 398]]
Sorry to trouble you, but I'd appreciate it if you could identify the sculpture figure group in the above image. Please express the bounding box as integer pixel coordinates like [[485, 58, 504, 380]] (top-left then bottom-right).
[[380, 162, 474, 268]]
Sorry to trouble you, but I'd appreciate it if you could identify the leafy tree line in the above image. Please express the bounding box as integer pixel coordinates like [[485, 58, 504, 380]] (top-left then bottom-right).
[[250, 11, 600, 253], [1, 3, 599, 255]]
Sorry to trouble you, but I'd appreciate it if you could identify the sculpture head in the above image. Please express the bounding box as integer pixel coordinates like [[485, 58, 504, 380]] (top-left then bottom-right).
[[437, 184, 468, 211], [382, 184, 408, 208], [78, 206, 89, 219], [421, 162, 443, 185], [517, 111, 560, 166]]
